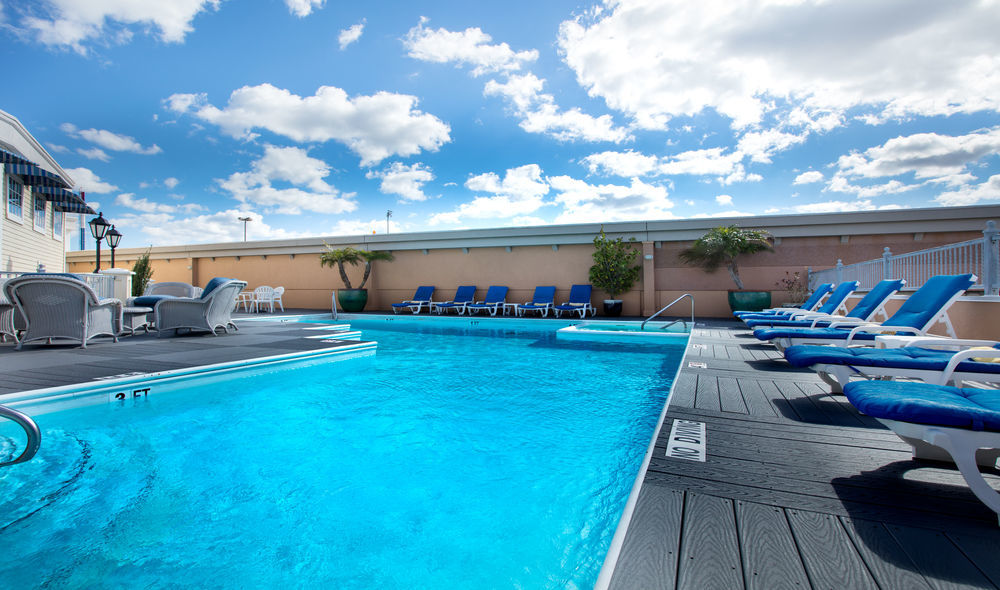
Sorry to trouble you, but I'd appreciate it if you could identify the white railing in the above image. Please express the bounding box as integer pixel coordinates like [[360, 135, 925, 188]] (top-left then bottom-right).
[[809, 221, 1000, 294], [0, 271, 118, 299]]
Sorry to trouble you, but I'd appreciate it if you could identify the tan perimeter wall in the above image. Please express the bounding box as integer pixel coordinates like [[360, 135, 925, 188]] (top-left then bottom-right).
[[65, 206, 1000, 338]]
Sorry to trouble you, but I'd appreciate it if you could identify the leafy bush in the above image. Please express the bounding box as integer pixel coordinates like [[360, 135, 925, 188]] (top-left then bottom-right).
[[588, 229, 641, 299], [131, 249, 153, 296]]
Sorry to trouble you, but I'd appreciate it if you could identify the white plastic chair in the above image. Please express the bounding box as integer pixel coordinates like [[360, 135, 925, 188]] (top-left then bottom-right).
[[272, 286, 285, 312], [252, 286, 276, 313]]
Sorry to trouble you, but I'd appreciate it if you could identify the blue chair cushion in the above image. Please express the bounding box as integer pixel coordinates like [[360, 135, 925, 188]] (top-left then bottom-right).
[[783, 344, 1000, 374], [844, 380, 1000, 431], [754, 326, 877, 341], [745, 318, 835, 329], [134, 295, 176, 307], [201, 277, 234, 299]]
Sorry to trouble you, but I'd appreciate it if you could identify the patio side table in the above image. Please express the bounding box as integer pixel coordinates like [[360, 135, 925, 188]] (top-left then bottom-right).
[[121, 306, 153, 335]]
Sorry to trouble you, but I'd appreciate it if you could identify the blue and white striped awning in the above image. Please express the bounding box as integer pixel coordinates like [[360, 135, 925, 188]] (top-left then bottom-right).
[[4, 162, 70, 188], [32, 185, 95, 215]]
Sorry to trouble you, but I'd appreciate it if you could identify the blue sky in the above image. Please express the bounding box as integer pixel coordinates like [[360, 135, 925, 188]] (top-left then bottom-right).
[[2, 0, 999, 249]]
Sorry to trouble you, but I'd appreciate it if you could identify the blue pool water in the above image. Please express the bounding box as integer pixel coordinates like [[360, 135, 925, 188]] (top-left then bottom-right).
[[0, 318, 685, 588]]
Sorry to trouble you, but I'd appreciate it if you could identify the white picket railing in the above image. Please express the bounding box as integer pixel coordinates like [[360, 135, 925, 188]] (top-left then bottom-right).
[[0, 271, 118, 299], [809, 221, 1000, 294]]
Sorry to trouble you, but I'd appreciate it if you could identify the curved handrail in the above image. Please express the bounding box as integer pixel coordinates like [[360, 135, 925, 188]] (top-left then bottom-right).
[[0, 405, 41, 467], [642, 294, 694, 331]]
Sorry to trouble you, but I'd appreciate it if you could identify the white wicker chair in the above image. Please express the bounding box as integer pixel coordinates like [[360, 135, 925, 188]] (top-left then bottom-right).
[[3, 274, 123, 350], [0, 279, 17, 343], [155, 278, 247, 337]]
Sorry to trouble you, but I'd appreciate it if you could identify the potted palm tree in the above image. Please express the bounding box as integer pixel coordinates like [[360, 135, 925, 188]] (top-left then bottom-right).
[[319, 245, 395, 311], [589, 229, 641, 316], [679, 225, 774, 312]]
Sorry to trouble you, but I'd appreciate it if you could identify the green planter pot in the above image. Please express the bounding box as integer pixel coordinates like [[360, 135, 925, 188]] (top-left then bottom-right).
[[602, 299, 623, 317], [727, 290, 771, 312], [337, 289, 368, 312]]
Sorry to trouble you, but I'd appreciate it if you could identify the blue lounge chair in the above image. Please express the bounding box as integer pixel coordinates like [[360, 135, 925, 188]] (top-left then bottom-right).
[[744, 279, 902, 329], [843, 380, 1000, 522], [431, 286, 477, 315], [784, 337, 1000, 392], [743, 281, 859, 327], [517, 286, 557, 317], [553, 284, 595, 318], [465, 286, 508, 316], [733, 282, 833, 319], [391, 286, 435, 314], [753, 274, 975, 351]]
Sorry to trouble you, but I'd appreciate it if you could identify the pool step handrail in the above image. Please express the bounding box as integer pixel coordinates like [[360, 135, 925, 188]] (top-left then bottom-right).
[[642, 294, 694, 331], [0, 404, 41, 467], [331, 290, 338, 320]]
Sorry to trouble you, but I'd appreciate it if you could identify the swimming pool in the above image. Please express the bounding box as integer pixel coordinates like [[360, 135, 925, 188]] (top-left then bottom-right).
[[1, 317, 686, 588]]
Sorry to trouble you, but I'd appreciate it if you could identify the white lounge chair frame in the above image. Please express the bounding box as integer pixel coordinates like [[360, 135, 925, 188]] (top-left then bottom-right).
[[3, 275, 123, 349], [155, 280, 247, 336]]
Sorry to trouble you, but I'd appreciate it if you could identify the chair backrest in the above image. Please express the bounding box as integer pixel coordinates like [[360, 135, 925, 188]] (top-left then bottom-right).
[[814, 281, 859, 314], [205, 280, 248, 322], [452, 285, 476, 303], [882, 274, 975, 330], [273, 286, 285, 297], [483, 286, 508, 303], [4, 275, 104, 329], [203, 277, 240, 299], [567, 284, 592, 304], [411, 286, 435, 301], [801, 283, 833, 311], [252, 285, 275, 300], [845, 279, 906, 319], [531, 286, 557, 304], [146, 281, 197, 298]]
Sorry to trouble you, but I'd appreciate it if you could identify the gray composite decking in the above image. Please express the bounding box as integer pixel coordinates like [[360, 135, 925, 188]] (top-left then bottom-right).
[[609, 320, 1000, 590], [0, 311, 358, 395]]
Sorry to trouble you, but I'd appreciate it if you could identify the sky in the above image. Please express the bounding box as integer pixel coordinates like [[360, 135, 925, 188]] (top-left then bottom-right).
[[1, 0, 999, 250]]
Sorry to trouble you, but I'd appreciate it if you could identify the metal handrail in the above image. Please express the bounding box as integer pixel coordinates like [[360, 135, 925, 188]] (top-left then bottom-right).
[[0, 405, 41, 467], [642, 293, 694, 331], [331, 290, 339, 320]]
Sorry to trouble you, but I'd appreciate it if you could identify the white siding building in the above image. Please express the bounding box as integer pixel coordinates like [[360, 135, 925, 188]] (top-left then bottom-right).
[[0, 109, 92, 273]]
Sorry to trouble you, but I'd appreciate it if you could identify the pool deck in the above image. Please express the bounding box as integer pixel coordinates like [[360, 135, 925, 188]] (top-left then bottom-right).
[[608, 319, 1000, 590], [2, 312, 999, 588]]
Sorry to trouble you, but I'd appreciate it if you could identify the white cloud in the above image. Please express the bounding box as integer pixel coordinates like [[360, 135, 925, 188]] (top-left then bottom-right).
[[15, 0, 219, 54], [366, 162, 435, 202], [62, 123, 161, 155], [484, 73, 630, 143], [115, 208, 308, 246], [794, 171, 824, 184], [403, 18, 537, 77], [339, 20, 364, 50], [826, 176, 917, 198], [549, 175, 674, 224], [116, 192, 205, 214], [736, 129, 808, 164], [217, 145, 357, 215], [715, 194, 733, 206], [582, 150, 660, 177], [582, 147, 759, 185], [285, 0, 324, 18], [328, 218, 403, 236], [429, 164, 550, 225], [559, 0, 1000, 130], [166, 84, 451, 166], [164, 177, 180, 189], [836, 127, 1000, 181], [46, 143, 69, 154], [935, 175, 1000, 207], [77, 147, 110, 162], [65, 167, 118, 193], [511, 216, 548, 226]]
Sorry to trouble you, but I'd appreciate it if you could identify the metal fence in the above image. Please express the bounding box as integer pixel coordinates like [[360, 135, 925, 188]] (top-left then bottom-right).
[[0, 271, 117, 299], [809, 221, 1000, 295]]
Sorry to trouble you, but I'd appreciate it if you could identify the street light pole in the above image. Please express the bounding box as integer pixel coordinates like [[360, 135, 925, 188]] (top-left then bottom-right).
[[238, 216, 252, 242], [386, 209, 392, 234], [105, 225, 122, 268], [88, 212, 110, 273]]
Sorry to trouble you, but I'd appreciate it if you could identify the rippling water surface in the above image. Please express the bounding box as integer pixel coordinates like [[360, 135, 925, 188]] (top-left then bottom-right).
[[0, 320, 684, 589]]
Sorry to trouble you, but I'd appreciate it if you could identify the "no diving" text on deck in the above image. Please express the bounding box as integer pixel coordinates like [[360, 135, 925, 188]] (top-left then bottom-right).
[[665, 419, 706, 462]]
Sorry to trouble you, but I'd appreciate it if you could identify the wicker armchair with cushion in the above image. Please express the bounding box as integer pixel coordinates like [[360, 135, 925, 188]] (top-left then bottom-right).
[[2, 274, 123, 350], [154, 277, 247, 337]]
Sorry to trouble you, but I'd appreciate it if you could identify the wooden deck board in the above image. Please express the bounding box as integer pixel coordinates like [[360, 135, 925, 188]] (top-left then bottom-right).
[[610, 319, 1000, 589]]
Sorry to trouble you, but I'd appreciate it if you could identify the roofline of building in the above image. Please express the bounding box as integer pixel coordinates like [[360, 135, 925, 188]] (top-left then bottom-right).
[[0, 108, 75, 187], [67, 204, 1000, 261]]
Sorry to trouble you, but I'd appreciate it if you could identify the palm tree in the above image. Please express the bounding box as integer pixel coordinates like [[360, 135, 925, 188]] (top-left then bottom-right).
[[319, 245, 394, 289], [679, 225, 773, 290]]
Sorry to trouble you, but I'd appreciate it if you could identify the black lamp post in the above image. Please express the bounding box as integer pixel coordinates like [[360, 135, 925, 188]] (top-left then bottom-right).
[[88, 212, 110, 273], [105, 225, 122, 268]]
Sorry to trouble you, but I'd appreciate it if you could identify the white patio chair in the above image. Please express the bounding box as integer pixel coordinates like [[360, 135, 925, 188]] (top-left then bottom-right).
[[272, 286, 285, 312], [3, 274, 123, 349], [155, 278, 247, 336], [251, 285, 276, 313]]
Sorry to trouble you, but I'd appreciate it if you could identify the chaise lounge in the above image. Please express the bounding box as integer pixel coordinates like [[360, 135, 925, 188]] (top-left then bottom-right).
[[391, 286, 435, 314]]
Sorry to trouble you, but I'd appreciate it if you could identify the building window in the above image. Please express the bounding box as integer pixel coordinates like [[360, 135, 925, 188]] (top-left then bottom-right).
[[53, 209, 63, 240], [33, 195, 46, 232], [6, 177, 23, 221]]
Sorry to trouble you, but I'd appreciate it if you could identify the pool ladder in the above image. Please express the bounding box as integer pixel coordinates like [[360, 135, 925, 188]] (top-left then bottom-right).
[[641, 293, 694, 331], [0, 404, 40, 468]]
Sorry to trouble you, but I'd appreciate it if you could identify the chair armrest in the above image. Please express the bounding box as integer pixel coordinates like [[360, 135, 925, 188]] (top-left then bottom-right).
[[844, 324, 921, 346], [825, 318, 869, 329], [941, 348, 1000, 384], [903, 338, 998, 350]]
